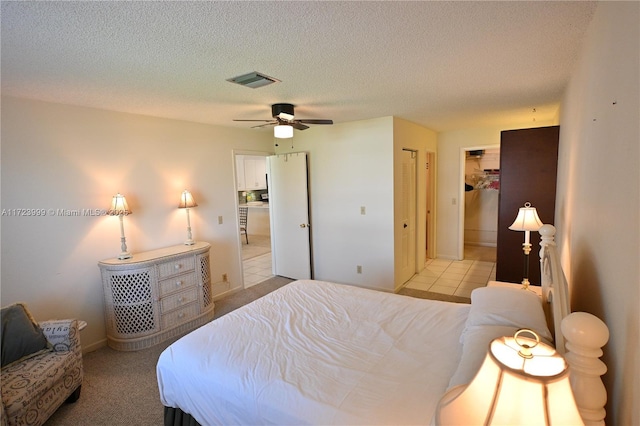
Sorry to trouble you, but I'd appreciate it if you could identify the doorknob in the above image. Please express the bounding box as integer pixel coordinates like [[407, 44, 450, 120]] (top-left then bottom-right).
[[403, 223, 408, 228], [300, 224, 307, 228]]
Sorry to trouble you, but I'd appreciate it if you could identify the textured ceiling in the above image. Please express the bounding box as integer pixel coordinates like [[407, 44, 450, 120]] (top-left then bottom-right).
[[1, 1, 597, 132]]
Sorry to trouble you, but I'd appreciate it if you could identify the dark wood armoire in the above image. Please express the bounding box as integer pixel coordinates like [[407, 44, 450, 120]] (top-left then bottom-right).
[[496, 126, 559, 286]]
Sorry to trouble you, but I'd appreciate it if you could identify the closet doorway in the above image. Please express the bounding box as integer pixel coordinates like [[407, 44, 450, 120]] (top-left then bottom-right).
[[459, 146, 499, 262]]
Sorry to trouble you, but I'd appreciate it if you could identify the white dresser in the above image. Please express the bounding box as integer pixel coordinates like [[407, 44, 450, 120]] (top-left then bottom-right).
[[98, 242, 214, 351]]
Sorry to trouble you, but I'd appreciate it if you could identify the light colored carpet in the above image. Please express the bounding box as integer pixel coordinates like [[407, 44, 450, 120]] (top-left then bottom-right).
[[45, 276, 292, 426], [44, 276, 466, 425]]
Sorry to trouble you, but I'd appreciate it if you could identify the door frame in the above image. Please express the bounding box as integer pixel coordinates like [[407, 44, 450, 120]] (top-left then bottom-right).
[[425, 151, 436, 260], [457, 144, 499, 260]]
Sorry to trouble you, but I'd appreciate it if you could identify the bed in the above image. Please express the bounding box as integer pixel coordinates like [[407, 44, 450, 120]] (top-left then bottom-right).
[[157, 225, 607, 425]]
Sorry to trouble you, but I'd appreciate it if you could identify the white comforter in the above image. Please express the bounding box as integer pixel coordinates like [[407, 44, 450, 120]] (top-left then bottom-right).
[[157, 279, 471, 425]]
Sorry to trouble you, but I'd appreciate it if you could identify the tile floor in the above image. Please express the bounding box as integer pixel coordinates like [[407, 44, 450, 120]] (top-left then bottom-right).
[[404, 246, 497, 298], [242, 240, 496, 295], [243, 252, 274, 288]]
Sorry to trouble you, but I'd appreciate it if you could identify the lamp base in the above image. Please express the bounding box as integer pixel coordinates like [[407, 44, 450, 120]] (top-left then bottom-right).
[[521, 278, 530, 290], [184, 239, 195, 246], [118, 251, 132, 260]]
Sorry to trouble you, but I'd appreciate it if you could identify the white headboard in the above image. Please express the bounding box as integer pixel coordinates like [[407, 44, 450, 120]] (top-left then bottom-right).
[[538, 224, 571, 354]]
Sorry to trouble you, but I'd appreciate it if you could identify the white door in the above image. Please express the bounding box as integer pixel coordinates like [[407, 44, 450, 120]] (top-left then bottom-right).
[[267, 152, 312, 279], [400, 149, 417, 284]]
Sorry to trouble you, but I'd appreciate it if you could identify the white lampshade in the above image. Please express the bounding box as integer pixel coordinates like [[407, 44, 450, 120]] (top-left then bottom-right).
[[178, 190, 198, 209], [509, 202, 543, 231], [436, 330, 583, 425], [274, 124, 293, 138], [107, 193, 132, 216]]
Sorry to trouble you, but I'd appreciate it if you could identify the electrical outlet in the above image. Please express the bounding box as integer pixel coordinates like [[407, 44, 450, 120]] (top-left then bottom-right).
[[218, 215, 223, 224], [222, 273, 228, 282], [360, 206, 366, 215], [357, 265, 362, 274]]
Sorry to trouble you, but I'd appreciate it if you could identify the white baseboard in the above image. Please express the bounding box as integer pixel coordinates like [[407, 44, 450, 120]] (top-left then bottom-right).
[[83, 338, 108, 354]]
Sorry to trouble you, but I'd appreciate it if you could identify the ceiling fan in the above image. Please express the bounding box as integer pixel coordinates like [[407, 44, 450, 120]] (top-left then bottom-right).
[[234, 103, 333, 136]]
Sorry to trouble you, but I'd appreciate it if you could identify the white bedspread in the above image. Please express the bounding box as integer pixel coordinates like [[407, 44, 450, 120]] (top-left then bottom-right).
[[157, 279, 471, 425]]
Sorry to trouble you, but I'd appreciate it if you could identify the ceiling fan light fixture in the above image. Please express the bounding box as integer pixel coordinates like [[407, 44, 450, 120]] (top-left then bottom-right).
[[274, 125, 293, 139], [277, 112, 295, 121]]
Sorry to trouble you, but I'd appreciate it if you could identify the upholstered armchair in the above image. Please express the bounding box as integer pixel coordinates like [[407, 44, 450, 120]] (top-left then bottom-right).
[[1, 303, 83, 426]]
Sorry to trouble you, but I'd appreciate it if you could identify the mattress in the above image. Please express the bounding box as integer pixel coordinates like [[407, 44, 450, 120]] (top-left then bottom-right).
[[157, 280, 471, 425]]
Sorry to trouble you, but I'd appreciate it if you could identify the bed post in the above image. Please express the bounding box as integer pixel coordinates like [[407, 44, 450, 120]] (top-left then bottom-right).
[[561, 312, 609, 426]]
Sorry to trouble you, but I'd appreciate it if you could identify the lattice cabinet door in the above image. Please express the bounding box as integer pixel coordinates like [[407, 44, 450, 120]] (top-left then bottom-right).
[[102, 267, 160, 339], [197, 253, 214, 311], [99, 242, 214, 351]]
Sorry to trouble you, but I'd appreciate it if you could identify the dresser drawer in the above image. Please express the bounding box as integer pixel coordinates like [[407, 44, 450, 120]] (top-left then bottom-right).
[[160, 287, 198, 312], [157, 257, 195, 279], [158, 272, 197, 297], [161, 303, 199, 329]]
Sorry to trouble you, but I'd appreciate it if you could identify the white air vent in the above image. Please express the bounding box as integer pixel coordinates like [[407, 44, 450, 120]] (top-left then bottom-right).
[[226, 72, 280, 89]]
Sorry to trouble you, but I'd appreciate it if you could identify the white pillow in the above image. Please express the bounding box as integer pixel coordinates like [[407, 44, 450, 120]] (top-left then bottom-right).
[[466, 286, 552, 342], [447, 325, 518, 389]]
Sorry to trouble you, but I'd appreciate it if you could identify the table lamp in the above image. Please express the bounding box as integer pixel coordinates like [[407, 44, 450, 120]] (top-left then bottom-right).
[[436, 329, 583, 425], [509, 202, 543, 289], [107, 193, 132, 260], [179, 190, 198, 245]]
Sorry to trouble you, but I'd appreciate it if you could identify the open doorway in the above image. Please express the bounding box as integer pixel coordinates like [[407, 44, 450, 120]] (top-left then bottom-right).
[[458, 146, 499, 262], [234, 151, 273, 288]]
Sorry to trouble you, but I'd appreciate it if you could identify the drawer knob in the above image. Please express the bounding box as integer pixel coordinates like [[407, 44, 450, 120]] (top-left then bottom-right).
[[178, 297, 184, 303], [176, 281, 182, 287], [174, 264, 181, 270], [178, 312, 185, 319]]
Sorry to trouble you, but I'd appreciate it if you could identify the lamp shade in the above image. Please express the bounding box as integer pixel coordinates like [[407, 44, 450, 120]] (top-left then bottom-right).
[[274, 124, 293, 139], [509, 202, 543, 231], [178, 190, 198, 208], [107, 193, 131, 216], [436, 330, 583, 425]]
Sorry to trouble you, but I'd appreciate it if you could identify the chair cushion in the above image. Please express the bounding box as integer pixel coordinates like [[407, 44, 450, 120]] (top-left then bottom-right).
[[1, 303, 51, 367]]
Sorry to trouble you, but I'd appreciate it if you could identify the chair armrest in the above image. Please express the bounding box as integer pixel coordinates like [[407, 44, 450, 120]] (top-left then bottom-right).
[[39, 319, 81, 353]]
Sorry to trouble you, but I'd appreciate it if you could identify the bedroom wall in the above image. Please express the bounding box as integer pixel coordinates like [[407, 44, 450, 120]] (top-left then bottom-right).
[[274, 117, 397, 292], [555, 2, 639, 424], [0, 96, 273, 352]]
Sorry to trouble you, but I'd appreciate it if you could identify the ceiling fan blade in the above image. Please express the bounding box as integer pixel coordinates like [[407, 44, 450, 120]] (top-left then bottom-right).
[[233, 119, 275, 122], [291, 122, 310, 131], [251, 122, 277, 129], [297, 119, 333, 125]]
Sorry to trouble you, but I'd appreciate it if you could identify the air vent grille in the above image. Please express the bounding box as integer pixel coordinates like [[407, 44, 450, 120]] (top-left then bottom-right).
[[226, 72, 280, 89]]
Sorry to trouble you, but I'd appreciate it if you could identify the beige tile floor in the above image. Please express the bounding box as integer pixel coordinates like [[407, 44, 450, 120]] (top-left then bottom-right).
[[243, 252, 274, 288], [242, 234, 274, 288], [243, 240, 497, 295], [404, 246, 497, 298]]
